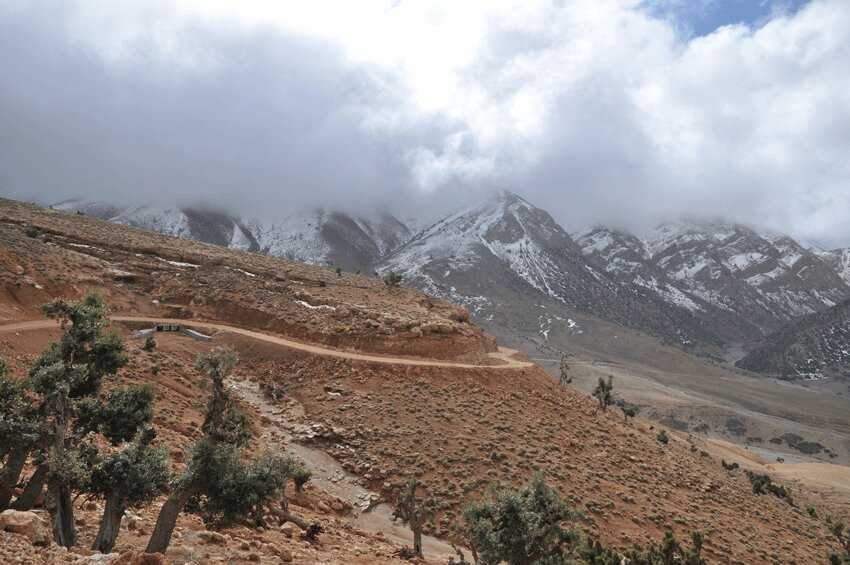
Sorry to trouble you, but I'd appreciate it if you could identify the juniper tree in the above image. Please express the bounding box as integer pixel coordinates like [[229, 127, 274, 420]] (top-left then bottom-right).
[[88, 429, 171, 553], [0, 360, 41, 509], [461, 475, 581, 565], [147, 348, 309, 553], [592, 376, 613, 412], [392, 478, 438, 557], [25, 295, 128, 547], [75, 384, 155, 446], [615, 399, 639, 423], [558, 355, 571, 387], [620, 530, 707, 565]]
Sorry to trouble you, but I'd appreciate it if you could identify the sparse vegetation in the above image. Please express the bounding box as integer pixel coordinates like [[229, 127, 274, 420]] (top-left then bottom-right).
[[746, 471, 793, 505], [615, 398, 639, 423], [142, 334, 157, 351], [656, 430, 669, 445], [383, 271, 403, 289], [392, 477, 438, 557], [827, 516, 850, 564], [460, 475, 708, 565], [592, 375, 614, 412], [558, 354, 571, 387], [721, 459, 739, 471]]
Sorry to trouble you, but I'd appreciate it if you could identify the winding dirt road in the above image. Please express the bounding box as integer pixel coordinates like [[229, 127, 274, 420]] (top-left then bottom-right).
[[0, 316, 533, 370]]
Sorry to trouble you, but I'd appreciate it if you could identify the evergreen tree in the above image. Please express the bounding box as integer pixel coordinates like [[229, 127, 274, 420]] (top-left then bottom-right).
[[87, 429, 171, 553], [392, 478, 438, 557], [461, 475, 581, 565], [592, 376, 613, 412], [146, 348, 308, 553], [27, 295, 128, 547], [0, 360, 41, 509]]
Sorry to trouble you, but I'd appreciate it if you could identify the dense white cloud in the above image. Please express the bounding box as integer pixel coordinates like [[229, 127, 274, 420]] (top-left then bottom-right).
[[0, 0, 848, 244]]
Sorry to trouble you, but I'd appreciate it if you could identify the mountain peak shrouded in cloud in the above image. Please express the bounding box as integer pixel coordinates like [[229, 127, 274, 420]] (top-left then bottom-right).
[[1, 0, 849, 245]]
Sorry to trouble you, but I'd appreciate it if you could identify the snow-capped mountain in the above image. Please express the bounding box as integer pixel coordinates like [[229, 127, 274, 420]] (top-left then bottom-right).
[[576, 220, 850, 342], [54, 194, 850, 358], [51, 199, 411, 272], [814, 248, 850, 286], [246, 210, 410, 271], [379, 191, 723, 350]]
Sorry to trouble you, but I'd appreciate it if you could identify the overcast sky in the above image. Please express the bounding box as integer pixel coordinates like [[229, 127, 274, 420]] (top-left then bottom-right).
[[1, 0, 848, 245]]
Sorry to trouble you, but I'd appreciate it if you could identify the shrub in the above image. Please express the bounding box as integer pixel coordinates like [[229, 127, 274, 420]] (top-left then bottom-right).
[[656, 430, 669, 445], [592, 376, 614, 411], [746, 471, 793, 505], [827, 516, 850, 564], [460, 475, 582, 564], [383, 271, 403, 288], [142, 334, 157, 352], [615, 399, 639, 423]]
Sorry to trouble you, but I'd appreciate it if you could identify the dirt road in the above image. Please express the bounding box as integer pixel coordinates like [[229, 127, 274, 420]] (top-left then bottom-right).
[[0, 316, 533, 369]]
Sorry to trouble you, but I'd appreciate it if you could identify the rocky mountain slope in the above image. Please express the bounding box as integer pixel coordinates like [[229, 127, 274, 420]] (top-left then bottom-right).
[[815, 246, 850, 286], [378, 191, 725, 353], [3, 198, 487, 359], [54, 195, 850, 360], [576, 220, 850, 346], [737, 298, 850, 379], [52, 199, 410, 272]]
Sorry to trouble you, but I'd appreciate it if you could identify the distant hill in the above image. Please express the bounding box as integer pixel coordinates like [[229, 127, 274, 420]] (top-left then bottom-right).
[[737, 299, 850, 379]]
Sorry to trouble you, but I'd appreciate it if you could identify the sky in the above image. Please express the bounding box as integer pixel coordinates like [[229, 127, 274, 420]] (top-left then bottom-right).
[[1, 0, 848, 245]]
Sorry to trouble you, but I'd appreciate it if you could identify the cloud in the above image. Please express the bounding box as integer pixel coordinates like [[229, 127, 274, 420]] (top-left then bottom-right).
[[0, 0, 848, 245]]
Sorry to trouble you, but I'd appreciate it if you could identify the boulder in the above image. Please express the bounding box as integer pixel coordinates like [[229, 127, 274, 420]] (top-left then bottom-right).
[[0, 509, 50, 546]]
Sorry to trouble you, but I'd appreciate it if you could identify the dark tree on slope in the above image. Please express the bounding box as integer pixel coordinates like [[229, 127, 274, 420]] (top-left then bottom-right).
[[460, 475, 582, 565], [592, 376, 613, 412], [146, 348, 308, 553], [0, 360, 41, 510], [392, 478, 438, 557], [558, 355, 571, 387], [827, 516, 850, 564], [615, 398, 639, 423], [77, 384, 170, 554], [87, 430, 170, 553], [26, 295, 128, 547]]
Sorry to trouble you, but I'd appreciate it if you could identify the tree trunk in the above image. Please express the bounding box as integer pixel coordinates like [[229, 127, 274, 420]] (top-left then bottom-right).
[[92, 492, 125, 554], [0, 447, 28, 509], [13, 464, 47, 510], [48, 479, 76, 548], [413, 527, 423, 557], [267, 504, 310, 530], [146, 487, 194, 554]]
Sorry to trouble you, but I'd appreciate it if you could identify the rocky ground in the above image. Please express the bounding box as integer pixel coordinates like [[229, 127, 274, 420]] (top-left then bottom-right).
[[234, 335, 846, 563]]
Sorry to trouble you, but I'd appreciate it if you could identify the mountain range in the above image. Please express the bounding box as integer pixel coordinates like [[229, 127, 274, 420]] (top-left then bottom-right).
[[53, 193, 850, 375]]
